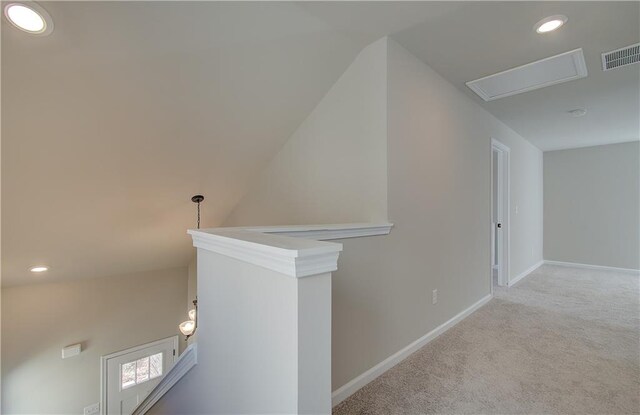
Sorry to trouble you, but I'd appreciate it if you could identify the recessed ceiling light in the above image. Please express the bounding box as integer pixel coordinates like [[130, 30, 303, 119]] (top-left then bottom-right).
[[3, 2, 53, 35], [535, 15, 568, 34], [568, 108, 587, 117], [29, 266, 49, 273]]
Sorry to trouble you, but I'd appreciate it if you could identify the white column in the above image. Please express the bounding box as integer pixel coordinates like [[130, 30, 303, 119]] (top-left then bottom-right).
[[189, 228, 342, 414]]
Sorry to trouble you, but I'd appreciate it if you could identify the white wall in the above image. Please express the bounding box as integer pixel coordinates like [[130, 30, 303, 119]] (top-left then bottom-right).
[[357, 38, 542, 384], [220, 37, 544, 396], [544, 141, 640, 269], [1, 268, 188, 415], [387, 37, 543, 292], [224, 37, 388, 226]]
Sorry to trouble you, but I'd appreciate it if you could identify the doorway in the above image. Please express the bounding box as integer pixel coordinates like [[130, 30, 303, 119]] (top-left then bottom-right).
[[491, 139, 510, 289], [101, 336, 178, 415]]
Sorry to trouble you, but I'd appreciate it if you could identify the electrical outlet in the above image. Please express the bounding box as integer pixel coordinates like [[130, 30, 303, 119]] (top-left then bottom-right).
[[432, 289, 438, 304], [84, 403, 99, 415]]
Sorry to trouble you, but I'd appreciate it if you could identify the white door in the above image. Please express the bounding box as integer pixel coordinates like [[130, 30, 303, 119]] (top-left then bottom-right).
[[492, 150, 500, 273], [102, 336, 178, 415], [491, 139, 510, 287]]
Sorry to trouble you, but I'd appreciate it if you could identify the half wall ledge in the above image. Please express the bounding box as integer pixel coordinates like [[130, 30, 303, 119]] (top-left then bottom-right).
[[187, 222, 393, 278]]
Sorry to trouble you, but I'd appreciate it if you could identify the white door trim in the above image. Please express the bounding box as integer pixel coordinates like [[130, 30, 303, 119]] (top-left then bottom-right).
[[100, 336, 179, 415], [491, 138, 511, 290]]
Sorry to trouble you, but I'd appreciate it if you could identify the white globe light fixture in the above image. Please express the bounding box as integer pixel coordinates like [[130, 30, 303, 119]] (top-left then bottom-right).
[[179, 298, 198, 340]]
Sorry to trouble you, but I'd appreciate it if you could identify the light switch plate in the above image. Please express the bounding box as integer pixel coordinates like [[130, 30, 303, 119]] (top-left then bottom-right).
[[84, 403, 99, 415], [432, 289, 438, 304]]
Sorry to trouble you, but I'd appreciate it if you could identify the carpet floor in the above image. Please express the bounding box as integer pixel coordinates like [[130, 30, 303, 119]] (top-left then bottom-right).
[[333, 265, 640, 415]]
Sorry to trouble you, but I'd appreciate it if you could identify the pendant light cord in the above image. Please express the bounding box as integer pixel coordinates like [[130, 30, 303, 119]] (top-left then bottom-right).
[[191, 195, 205, 230]]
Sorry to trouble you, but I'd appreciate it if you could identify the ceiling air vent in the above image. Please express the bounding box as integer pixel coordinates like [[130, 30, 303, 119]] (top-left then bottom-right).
[[602, 43, 640, 71], [466, 48, 587, 101]]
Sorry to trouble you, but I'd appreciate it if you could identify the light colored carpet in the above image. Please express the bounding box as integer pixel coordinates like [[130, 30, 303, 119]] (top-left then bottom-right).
[[333, 265, 640, 415]]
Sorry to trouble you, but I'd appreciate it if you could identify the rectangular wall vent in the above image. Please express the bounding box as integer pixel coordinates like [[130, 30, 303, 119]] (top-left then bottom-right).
[[602, 43, 640, 71], [466, 48, 588, 101]]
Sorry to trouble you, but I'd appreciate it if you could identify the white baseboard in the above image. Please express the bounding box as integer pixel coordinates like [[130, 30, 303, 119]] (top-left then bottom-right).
[[508, 260, 544, 287], [331, 293, 493, 407], [544, 260, 640, 275]]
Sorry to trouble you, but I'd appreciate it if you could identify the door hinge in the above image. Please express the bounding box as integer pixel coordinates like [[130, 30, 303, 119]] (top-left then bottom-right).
[[173, 349, 176, 356]]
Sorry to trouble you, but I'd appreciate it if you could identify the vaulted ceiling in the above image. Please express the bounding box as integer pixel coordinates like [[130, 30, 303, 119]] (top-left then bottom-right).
[[1, 1, 454, 286], [2, 2, 638, 286]]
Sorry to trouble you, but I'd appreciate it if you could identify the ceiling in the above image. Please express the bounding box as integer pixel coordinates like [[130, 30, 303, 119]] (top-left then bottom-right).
[[392, 1, 640, 151], [1, 1, 455, 286], [2, 2, 638, 286]]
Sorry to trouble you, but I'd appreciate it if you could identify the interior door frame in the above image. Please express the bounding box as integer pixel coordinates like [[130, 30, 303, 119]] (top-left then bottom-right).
[[100, 335, 178, 415], [490, 138, 511, 291]]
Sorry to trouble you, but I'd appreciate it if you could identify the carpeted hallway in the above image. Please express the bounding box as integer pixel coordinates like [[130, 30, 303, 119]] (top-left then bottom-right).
[[333, 265, 640, 414]]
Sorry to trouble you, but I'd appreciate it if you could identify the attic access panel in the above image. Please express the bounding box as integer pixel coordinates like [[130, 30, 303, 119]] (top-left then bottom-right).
[[466, 48, 588, 101]]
